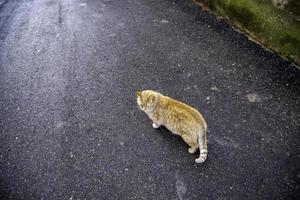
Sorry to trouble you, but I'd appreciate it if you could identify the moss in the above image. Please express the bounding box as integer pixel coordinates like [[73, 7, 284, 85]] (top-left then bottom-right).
[[224, 4, 259, 31], [279, 34, 300, 55], [285, 0, 300, 17], [193, 0, 300, 66]]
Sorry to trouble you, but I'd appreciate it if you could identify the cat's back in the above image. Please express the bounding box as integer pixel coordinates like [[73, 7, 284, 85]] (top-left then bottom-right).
[[160, 95, 206, 126]]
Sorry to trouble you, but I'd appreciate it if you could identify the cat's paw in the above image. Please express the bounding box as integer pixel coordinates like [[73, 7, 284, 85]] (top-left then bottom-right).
[[188, 147, 197, 154], [152, 122, 160, 129]]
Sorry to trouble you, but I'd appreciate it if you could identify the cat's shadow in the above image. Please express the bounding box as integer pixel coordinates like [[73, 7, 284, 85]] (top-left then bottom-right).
[[155, 126, 196, 153]]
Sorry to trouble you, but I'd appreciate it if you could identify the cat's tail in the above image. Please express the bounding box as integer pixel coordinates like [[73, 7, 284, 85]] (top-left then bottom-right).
[[195, 128, 207, 163]]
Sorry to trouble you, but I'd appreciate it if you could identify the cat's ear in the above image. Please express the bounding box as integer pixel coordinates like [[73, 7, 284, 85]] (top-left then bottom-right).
[[149, 94, 157, 103], [136, 91, 142, 97]]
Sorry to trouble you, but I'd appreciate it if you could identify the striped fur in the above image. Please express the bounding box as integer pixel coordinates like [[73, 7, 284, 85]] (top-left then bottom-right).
[[136, 90, 208, 164]]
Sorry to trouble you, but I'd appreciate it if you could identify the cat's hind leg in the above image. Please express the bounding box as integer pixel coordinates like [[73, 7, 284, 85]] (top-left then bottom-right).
[[188, 146, 198, 154], [181, 134, 198, 154]]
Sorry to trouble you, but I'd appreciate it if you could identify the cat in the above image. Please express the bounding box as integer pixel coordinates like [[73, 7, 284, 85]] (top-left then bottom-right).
[[136, 90, 208, 163]]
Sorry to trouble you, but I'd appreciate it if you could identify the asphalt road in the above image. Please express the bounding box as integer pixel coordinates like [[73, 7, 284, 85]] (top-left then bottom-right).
[[0, 0, 299, 199]]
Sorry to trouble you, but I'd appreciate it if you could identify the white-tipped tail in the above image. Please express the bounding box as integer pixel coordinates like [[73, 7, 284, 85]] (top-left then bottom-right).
[[195, 132, 207, 163]]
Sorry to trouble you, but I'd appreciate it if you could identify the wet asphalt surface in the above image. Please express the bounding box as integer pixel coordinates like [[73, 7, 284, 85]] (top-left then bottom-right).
[[0, 0, 299, 199]]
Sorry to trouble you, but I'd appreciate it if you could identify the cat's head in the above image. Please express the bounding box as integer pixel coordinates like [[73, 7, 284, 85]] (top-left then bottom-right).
[[136, 90, 159, 112]]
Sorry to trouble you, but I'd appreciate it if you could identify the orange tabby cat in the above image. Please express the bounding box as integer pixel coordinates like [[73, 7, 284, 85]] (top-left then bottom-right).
[[136, 90, 207, 163]]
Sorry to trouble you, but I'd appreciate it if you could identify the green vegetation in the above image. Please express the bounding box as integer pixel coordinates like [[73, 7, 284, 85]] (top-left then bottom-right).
[[193, 0, 300, 65]]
